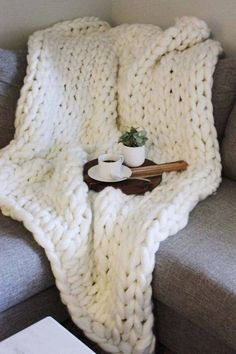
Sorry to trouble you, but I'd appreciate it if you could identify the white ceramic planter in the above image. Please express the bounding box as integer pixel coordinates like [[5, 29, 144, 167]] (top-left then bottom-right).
[[122, 144, 145, 167]]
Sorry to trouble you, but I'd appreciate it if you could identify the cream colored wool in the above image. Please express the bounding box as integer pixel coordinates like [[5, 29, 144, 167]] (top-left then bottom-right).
[[0, 17, 222, 354]]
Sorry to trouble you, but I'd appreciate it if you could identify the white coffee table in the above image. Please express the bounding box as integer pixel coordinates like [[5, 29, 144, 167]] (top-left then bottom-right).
[[0, 317, 95, 354]]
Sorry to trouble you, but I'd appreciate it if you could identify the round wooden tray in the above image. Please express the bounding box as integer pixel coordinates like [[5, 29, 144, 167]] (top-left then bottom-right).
[[83, 159, 162, 195]]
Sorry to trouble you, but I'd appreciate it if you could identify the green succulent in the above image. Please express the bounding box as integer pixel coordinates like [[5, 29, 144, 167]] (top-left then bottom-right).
[[118, 127, 148, 147]]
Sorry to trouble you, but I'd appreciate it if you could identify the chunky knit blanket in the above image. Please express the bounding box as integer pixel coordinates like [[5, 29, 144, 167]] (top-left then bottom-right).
[[0, 17, 222, 354]]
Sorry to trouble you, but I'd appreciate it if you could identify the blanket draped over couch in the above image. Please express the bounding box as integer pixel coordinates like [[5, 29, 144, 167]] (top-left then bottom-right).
[[0, 17, 222, 353]]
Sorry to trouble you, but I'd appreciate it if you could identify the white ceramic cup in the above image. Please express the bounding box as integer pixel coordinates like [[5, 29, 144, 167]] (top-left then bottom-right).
[[98, 153, 124, 179]]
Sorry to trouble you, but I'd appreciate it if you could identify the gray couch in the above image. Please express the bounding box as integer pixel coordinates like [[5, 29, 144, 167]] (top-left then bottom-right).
[[0, 48, 235, 354]]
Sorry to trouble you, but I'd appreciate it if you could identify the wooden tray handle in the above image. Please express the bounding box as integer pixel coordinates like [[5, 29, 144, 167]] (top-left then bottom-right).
[[131, 160, 188, 178]]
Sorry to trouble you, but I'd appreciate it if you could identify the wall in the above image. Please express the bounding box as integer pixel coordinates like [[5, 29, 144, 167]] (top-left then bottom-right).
[[0, 0, 111, 48], [112, 0, 236, 57], [2, 0, 235, 55]]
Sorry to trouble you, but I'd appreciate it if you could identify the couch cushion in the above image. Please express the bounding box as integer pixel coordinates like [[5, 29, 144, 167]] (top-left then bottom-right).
[[212, 58, 236, 142], [0, 48, 27, 148], [155, 301, 236, 354], [221, 102, 236, 180], [153, 178, 236, 351], [0, 213, 54, 312], [0, 287, 68, 341]]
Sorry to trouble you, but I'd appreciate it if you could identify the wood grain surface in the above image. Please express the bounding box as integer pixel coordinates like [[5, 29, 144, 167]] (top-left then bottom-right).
[[83, 159, 162, 195], [131, 160, 188, 177]]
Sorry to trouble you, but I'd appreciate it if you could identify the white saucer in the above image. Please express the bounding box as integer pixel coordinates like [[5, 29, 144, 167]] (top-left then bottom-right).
[[88, 165, 132, 183]]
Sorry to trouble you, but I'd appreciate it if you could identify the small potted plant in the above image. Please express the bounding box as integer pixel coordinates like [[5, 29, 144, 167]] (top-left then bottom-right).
[[118, 127, 148, 167]]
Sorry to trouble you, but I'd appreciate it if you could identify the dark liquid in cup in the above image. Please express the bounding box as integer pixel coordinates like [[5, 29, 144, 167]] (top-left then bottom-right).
[[104, 160, 116, 163]]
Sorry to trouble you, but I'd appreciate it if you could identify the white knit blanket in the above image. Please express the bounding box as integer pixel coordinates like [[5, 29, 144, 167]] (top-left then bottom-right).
[[0, 17, 222, 354]]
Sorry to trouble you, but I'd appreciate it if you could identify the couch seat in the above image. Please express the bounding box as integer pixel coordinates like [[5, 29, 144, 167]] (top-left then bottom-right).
[[153, 177, 236, 351], [0, 213, 54, 312]]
